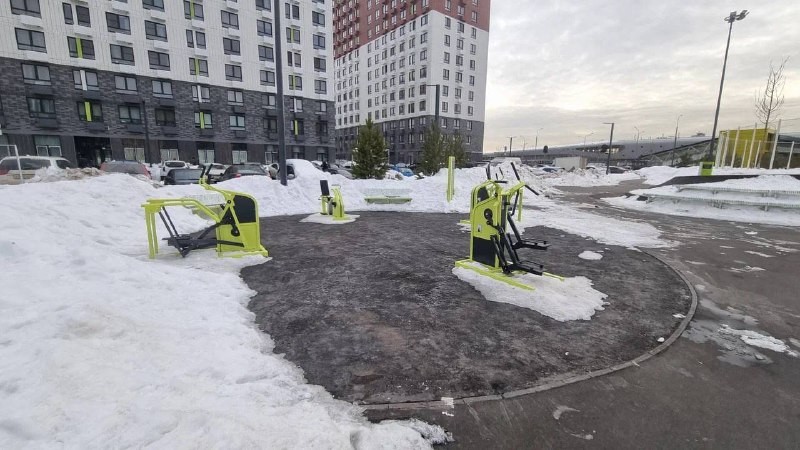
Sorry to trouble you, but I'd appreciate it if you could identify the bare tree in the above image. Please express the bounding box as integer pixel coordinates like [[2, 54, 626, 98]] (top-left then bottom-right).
[[755, 57, 788, 134]]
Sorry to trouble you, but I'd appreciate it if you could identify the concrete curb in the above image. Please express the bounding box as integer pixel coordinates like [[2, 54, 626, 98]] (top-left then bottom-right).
[[361, 250, 699, 413]]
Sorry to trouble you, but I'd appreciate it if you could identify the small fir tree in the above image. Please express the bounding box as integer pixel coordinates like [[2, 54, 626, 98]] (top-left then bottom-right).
[[444, 131, 468, 167], [419, 124, 447, 175], [351, 118, 389, 179]]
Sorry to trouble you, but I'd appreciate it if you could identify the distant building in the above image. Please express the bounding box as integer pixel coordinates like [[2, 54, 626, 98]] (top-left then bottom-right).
[[333, 0, 491, 163]]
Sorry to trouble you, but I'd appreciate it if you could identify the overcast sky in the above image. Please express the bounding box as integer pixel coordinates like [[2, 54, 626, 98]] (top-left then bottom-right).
[[483, 0, 800, 151]]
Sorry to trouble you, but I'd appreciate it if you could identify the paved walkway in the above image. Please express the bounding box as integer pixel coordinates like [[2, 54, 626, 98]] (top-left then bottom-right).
[[372, 180, 800, 448]]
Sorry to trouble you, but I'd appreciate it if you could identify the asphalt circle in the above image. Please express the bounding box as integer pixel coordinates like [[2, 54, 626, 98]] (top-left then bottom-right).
[[243, 212, 692, 404]]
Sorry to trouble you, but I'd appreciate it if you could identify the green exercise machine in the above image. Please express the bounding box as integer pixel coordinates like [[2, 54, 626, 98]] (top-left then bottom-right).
[[456, 179, 561, 290], [142, 166, 269, 259], [319, 180, 348, 220]]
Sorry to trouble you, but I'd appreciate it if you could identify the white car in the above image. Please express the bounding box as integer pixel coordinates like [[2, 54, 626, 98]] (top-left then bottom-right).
[[0, 156, 75, 184], [160, 160, 189, 179]]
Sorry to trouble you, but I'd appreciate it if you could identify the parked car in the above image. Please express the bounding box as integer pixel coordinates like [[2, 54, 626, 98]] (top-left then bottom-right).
[[328, 167, 354, 179], [160, 160, 189, 179], [0, 156, 75, 184], [267, 162, 296, 180], [607, 166, 630, 174], [204, 163, 227, 182], [219, 164, 269, 181], [164, 168, 204, 185], [395, 167, 414, 177], [100, 160, 151, 178]]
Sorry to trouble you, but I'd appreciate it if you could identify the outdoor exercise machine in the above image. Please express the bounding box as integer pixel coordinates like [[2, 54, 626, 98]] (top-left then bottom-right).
[[456, 179, 561, 290], [142, 166, 269, 259], [319, 180, 348, 220]]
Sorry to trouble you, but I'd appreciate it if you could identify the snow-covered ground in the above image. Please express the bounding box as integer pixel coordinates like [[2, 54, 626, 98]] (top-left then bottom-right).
[[606, 174, 800, 227], [0, 162, 671, 447], [636, 165, 800, 186]]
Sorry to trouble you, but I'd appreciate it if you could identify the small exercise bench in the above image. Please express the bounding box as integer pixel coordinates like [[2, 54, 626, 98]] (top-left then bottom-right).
[[363, 188, 412, 204]]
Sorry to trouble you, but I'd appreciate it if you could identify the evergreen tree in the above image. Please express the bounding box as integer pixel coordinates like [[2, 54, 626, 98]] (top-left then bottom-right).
[[419, 124, 447, 175], [351, 118, 388, 179], [444, 131, 468, 167]]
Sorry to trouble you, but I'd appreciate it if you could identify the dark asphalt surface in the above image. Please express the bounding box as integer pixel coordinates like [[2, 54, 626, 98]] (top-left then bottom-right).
[[243, 211, 690, 404], [375, 180, 800, 449]]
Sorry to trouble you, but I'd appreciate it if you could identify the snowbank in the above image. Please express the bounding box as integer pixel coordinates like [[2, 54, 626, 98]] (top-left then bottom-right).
[[0, 175, 441, 448], [637, 165, 800, 186]]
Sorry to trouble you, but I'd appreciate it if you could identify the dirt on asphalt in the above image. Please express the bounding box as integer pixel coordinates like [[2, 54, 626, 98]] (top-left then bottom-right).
[[242, 212, 691, 404]]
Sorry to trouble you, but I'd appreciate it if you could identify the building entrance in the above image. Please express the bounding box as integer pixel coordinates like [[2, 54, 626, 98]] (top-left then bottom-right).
[[74, 136, 112, 168]]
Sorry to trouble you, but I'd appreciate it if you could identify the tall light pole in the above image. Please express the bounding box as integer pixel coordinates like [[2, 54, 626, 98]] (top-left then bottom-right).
[[634, 126, 640, 146], [582, 131, 594, 147], [708, 10, 749, 161], [603, 122, 615, 174], [670, 114, 683, 166], [507, 136, 516, 155], [534, 127, 543, 151]]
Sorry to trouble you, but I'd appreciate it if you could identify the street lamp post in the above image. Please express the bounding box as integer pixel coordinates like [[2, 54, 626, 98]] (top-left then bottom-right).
[[708, 10, 749, 161], [583, 131, 594, 147], [670, 114, 683, 166], [534, 127, 543, 151], [634, 126, 640, 146], [603, 122, 615, 174]]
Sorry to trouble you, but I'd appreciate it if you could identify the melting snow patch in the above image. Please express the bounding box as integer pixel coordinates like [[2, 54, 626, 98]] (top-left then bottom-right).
[[578, 251, 603, 260], [453, 264, 608, 321], [719, 326, 796, 356], [729, 265, 765, 273], [300, 213, 359, 224], [744, 250, 774, 258]]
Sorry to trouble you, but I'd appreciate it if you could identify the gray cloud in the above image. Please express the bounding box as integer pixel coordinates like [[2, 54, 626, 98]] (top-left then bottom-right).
[[483, 0, 800, 151]]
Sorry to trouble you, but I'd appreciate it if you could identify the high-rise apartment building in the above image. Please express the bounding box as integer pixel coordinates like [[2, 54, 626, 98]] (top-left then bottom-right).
[[0, 0, 334, 166], [333, 0, 489, 163]]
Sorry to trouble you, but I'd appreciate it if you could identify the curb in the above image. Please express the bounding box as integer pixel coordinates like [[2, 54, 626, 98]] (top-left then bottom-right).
[[362, 249, 699, 413]]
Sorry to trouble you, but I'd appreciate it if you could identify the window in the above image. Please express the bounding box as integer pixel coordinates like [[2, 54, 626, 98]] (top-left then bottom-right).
[[222, 38, 241, 57], [293, 119, 304, 136], [289, 75, 302, 90], [197, 147, 215, 163], [145, 21, 168, 41], [314, 80, 327, 94], [67, 37, 94, 59], [77, 101, 103, 122], [184, 0, 204, 19], [191, 85, 210, 102], [152, 80, 173, 98], [291, 98, 303, 112], [255, 0, 271, 11], [260, 70, 276, 86], [444, 35, 451, 47], [16, 28, 46, 52], [286, 27, 300, 44], [143, 0, 165, 11], [114, 76, 138, 93], [317, 101, 327, 113], [287, 51, 301, 67], [148, 51, 170, 70], [118, 104, 142, 124], [63, 3, 73, 24], [110, 45, 135, 65], [313, 34, 326, 49], [312, 11, 325, 26], [27, 97, 56, 118], [316, 121, 328, 136], [471, 27, 477, 38], [232, 146, 248, 164], [160, 147, 179, 161], [186, 30, 206, 49], [34, 136, 62, 157], [154, 108, 175, 126], [221, 11, 239, 29], [314, 57, 326, 72], [257, 20, 273, 36], [189, 57, 209, 76], [22, 64, 50, 85], [225, 64, 242, 81], [194, 111, 213, 128], [229, 114, 246, 129], [264, 117, 278, 132], [444, 52, 450, 64], [471, 11, 478, 22], [227, 90, 244, 105], [258, 45, 274, 61], [73, 70, 99, 90], [262, 93, 277, 108], [284, 3, 300, 19], [11, 0, 40, 17], [106, 12, 131, 34], [458, 22, 465, 33]]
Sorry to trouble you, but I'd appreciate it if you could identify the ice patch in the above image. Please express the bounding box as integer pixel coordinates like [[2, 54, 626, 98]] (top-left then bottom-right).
[[578, 251, 603, 260], [301, 213, 359, 224], [719, 326, 796, 355], [744, 251, 774, 258], [453, 264, 608, 321], [553, 405, 579, 420], [729, 266, 765, 273]]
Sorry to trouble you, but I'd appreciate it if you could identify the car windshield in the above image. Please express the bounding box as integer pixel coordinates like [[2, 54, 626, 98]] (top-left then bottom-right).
[[165, 161, 185, 168], [0, 158, 50, 170], [174, 169, 203, 180]]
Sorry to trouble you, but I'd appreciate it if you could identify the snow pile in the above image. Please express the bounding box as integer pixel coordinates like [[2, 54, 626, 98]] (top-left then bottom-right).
[[453, 263, 608, 321], [0, 174, 442, 448], [26, 166, 103, 183], [541, 169, 640, 187], [578, 251, 604, 260], [637, 165, 800, 186], [605, 175, 800, 227]]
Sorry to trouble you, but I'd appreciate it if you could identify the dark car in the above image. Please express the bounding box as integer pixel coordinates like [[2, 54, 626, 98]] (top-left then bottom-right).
[[164, 168, 203, 185], [100, 160, 150, 177], [219, 164, 269, 181]]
